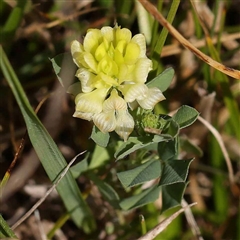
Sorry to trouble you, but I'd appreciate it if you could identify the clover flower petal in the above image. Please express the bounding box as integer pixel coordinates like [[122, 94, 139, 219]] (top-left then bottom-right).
[[137, 87, 166, 110], [83, 29, 102, 53], [74, 88, 109, 118], [133, 58, 152, 83], [71, 25, 166, 140], [97, 55, 118, 76], [101, 26, 114, 42], [115, 27, 132, 44], [82, 52, 98, 72], [73, 111, 94, 121], [103, 89, 127, 111], [75, 68, 95, 93], [131, 34, 147, 58], [93, 111, 116, 133], [124, 42, 140, 64], [121, 83, 149, 103], [115, 109, 134, 141]]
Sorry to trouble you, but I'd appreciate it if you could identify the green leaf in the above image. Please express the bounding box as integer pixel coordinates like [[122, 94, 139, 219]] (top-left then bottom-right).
[[90, 126, 110, 148], [119, 186, 161, 210], [117, 159, 161, 188], [172, 105, 199, 129], [147, 67, 175, 92], [115, 135, 170, 160], [0, 46, 95, 233], [89, 144, 110, 169], [158, 139, 178, 161], [162, 118, 179, 138], [2, 0, 29, 49], [180, 136, 203, 157], [0, 215, 17, 238], [50, 52, 77, 90], [159, 159, 193, 186], [151, 0, 180, 75], [88, 174, 120, 208], [115, 137, 149, 160], [161, 182, 187, 212], [70, 154, 89, 179]]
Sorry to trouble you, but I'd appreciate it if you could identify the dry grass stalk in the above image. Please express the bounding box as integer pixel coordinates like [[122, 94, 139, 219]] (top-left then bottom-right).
[[137, 202, 197, 240], [197, 116, 234, 184], [138, 0, 240, 79], [161, 32, 240, 57], [11, 151, 86, 230]]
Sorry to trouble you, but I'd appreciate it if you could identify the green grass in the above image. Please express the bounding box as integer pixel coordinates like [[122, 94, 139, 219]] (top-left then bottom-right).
[[0, 0, 239, 239]]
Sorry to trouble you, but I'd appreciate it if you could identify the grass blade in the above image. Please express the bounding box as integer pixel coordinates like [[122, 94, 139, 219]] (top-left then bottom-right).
[[0, 46, 95, 233], [0, 215, 17, 239]]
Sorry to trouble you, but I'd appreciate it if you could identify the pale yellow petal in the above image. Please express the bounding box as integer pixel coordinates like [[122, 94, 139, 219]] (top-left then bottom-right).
[[114, 49, 125, 66], [73, 111, 94, 121], [93, 111, 116, 133], [91, 74, 109, 89], [97, 55, 118, 76], [103, 89, 127, 111], [83, 29, 101, 53], [133, 58, 152, 83], [124, 42, 140, 64], [117, 63, 129, 84], [131, 34, 146, 58], [122, 83, 148, 102], [71, 40, 83, 55], [101, 26, 114, 42], [115, 40, 127, 55], [83, 52, 98, 72], [99, 73, 119, 87], [137, 87, 165, 110], [72, 52, 88, 69], [75, 68, 95, 93], [95, 42, 107, 62], [75, 88, 109, 114], [115, 27, 132, 44], [115, 110, 134, 141]]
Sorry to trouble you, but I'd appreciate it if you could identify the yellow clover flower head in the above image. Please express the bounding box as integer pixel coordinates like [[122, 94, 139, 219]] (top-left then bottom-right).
[[71, 25, 165, 141]]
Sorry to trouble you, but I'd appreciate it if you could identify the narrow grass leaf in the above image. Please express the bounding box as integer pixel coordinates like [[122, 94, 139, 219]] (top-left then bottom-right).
[[151, 0, 180, 74], [0, 46, 95, 233], [2, 0, 28, 48], [70, 154, 89, 179], [0, 215, 17, 238]]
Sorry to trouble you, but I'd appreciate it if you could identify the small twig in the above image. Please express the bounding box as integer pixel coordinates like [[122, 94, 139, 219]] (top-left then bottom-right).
[[197, 116, 234, 184], [144, 127, 162, 135], [11, 151, 86, 230], [182, 199, 204, 240], [137, 202, 197, 240], [138, 0, 240, 79]]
